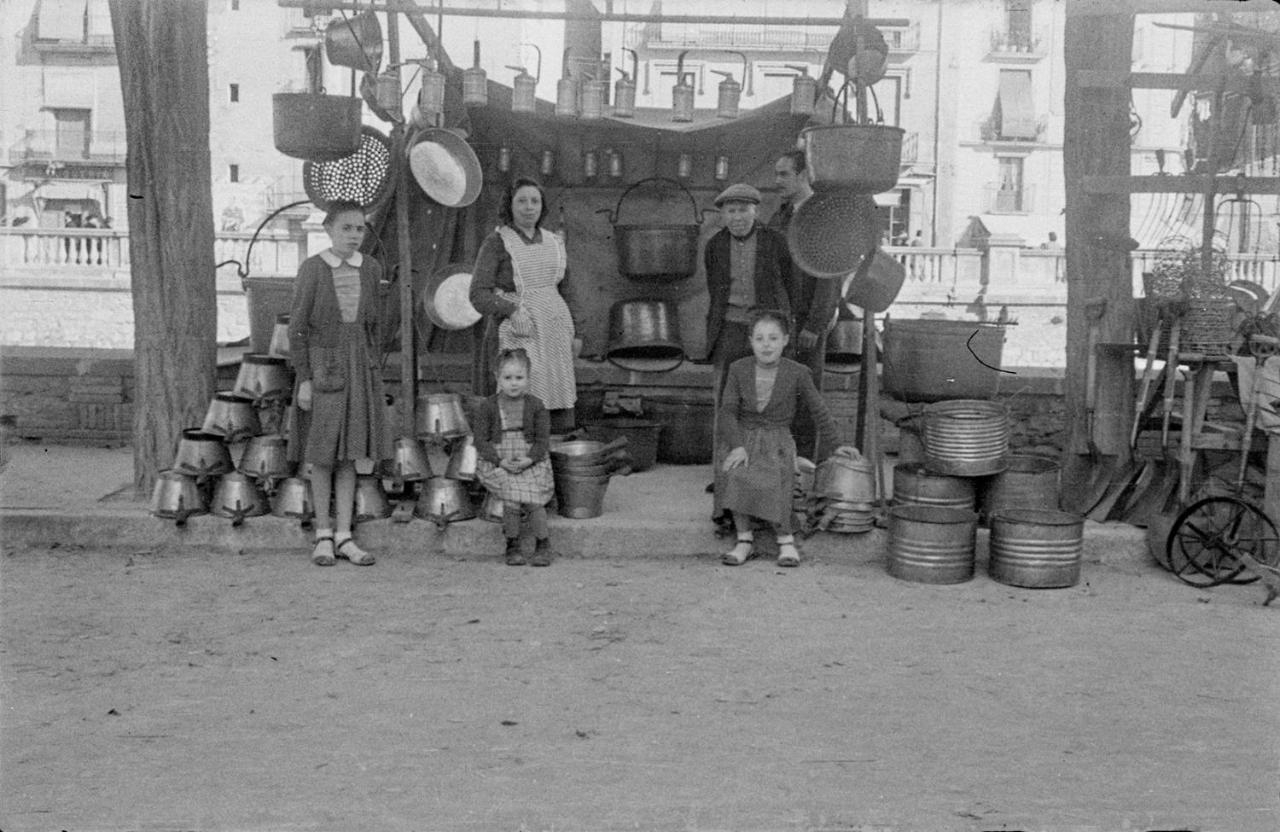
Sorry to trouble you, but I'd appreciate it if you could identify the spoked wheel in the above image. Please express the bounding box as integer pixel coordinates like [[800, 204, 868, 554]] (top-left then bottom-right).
[[1165, 496, 1279, 587]]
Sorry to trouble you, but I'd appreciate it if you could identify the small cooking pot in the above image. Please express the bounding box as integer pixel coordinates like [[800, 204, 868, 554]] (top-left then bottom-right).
[[238, 434, 293, 487], [354, 475, 392, 522], [212, 472, 269, 526], [417, 393, 471, 439], [174, 429, 234, 481], [444, 434, 479, 480], [150, 469, 208, 525], [270, 476, 314, 521], [201, 392, 261, 444], [386, 436, 433, 482], [606, 299, 685, 372], [232, 354, 293, 402], [324, 10, 383, 72], [596, 177, 710, 281], [415, 476, 476, 528]]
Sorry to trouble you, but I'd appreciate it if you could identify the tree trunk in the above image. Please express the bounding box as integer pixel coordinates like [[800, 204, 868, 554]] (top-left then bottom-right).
[[109, 0, 216, 496]]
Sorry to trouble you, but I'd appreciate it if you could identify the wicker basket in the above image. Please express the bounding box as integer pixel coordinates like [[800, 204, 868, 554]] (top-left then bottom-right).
[[1179, 293, 1238, 356]]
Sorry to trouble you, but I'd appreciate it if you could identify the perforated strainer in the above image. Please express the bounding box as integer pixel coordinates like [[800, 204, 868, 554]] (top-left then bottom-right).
[[303, 125, 394, 211], [786, 189, 881, 278]]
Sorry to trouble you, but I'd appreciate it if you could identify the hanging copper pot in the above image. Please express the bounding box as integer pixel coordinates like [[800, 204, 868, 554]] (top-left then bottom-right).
[[272, 93, 363, 162], [324, 10, 383, 72], [596, 176, 709, 281], [605, 299, 685, 372], [212, 471, 269, 526], [232, 354, 293, 402], [200, 392, 260, 444]]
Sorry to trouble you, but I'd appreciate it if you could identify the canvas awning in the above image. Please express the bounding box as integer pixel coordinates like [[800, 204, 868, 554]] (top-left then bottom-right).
[[997, 70, 1037, 140]]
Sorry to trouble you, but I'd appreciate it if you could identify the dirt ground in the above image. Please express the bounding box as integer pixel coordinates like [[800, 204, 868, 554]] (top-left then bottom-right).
[[2, 542, 1278, 832]]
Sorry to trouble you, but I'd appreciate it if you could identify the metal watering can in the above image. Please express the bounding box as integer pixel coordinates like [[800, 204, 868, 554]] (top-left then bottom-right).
[[713, 52, 747, 120], [507, 43, 541, 114], [613, 48, 638, 118]]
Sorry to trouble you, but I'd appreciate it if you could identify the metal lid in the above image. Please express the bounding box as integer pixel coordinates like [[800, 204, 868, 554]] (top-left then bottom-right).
[[406, 128, 482, 208]]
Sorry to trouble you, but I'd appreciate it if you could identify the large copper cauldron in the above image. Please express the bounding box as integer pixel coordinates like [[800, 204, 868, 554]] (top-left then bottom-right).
[[597, 177, 709, 282]]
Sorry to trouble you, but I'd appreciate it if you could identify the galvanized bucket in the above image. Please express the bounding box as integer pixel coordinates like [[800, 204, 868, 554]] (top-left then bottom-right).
[[887, 504, 978, 584], [553, 472, 609, 519], [892, 464, 976, 511], [988, 509, 1083, 588], [980, 454, 1060, 521], [923, 399, 1009, 477]]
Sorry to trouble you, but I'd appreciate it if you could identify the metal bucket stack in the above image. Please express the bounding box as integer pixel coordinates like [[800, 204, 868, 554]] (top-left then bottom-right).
[[812, 453, 876, 533], [409, 392, 479, 529]]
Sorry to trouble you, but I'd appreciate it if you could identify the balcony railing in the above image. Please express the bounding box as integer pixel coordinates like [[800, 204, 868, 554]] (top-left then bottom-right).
[[988, 28, 1046, 58], [0, 228, 302, 277], [627, 21, 920, 54], [9, 130, 127, 165], [900, 131, 919, 165]]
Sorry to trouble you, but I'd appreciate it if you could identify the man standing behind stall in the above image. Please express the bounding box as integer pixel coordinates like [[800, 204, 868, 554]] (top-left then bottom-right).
[[768, 150, 840, 460], [704, 182, 794, 529]]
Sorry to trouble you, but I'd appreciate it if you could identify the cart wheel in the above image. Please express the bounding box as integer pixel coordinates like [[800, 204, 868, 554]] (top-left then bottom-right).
[[1165, 496, 1278, 587]]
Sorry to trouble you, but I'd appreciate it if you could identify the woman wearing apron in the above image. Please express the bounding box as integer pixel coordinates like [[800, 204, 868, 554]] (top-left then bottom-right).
[[470, 177, 581, 434]]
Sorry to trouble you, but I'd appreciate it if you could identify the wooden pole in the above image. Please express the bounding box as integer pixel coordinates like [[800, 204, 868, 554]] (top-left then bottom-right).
[[387, 11, 418, 437], [1062, 10, 1136, 488]]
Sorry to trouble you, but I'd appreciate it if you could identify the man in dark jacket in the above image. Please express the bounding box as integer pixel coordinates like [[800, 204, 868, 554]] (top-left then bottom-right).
[[767, 150, 840, 459], [704, 182, 794, 387]]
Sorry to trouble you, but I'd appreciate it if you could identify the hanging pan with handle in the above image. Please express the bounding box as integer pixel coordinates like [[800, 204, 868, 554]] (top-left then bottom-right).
[[406, 127, 483, 208], [801, 82, 904, 194], [787, 188, 881, 279], [421, 263, 482, 331], [272, 93, 363, 162], [596, 177, 710, 281]]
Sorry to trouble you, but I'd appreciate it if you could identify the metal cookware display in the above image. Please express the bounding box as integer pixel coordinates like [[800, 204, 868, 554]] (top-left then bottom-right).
[[814, 453, 876, 503], [825, 316, 864, 370], [272, 93, 363, 162], [267, 314, 291, 358], [303, 126, 394, 211], [415, 476, 476, 527], [386, 436, 434, 482], [270, 476, 314, 522], [552, 471, 610, 519], [417, 393, 471, 439], [597, 177, 708, 281], [354, 474, 392, 522], [232, 354, 292, 402], [786, 189, 880, 279], [174, 429, 234, 480], [802, 123, 905, 194], [201, 392, 260, 444], [444, 434, 479, 481], [550, 436, 628, 465], [887, 504, 979, 584], [844, 246, 906, 313], [882, 319, 1006, 402], [922, 399, 1010, 477], [988, 508, 1084, 589], [238, 434, 292, 485], [406, 127, 482, 208], [150, 469, 208, 525], [605, 299, 685, 372], [212, 472, 269, 526], [324, 10, 383, 72], [422, 263, 482, 331]]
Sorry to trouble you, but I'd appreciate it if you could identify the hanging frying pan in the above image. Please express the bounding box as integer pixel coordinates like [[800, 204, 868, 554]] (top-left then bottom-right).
[[786, 189, 881, 279], [422, 263, 482, 331], [406, 127, 483, 208], [844, 246, 905, 313]]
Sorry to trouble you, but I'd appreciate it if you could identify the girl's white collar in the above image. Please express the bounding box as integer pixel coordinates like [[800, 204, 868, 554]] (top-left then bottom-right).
[[319, 249, 364, 268]]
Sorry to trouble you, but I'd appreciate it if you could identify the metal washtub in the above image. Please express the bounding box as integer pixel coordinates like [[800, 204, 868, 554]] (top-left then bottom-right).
[[923, 399, 1010, 477], [979, 454, 1060, 521], [892, 464, 976, 511], [887, 504, 978, 584], [988, 509, 1083, 588]]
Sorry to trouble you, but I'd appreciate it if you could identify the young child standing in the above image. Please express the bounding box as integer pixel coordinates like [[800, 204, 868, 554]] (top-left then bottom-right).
[[717, 308, 859, 567], [473, 348, 557, 566], [288, 200, 389, 567]]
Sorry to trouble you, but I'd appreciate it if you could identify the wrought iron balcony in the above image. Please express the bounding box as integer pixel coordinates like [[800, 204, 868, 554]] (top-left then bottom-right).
[[987, 28, 1047, 60]]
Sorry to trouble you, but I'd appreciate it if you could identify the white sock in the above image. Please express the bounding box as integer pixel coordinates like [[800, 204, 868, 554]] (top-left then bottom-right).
[[315, 527, 333, 542], [334, 530, 352, 545]]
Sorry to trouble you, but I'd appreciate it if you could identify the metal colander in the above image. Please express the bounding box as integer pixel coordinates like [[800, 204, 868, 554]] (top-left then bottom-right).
[[303, 125, 394, 211], [786, 189, 881, 278]]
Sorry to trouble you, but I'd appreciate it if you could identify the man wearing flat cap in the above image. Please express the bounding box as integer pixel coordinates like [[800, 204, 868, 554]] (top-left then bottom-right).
[[704, 181, 795, 530]]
